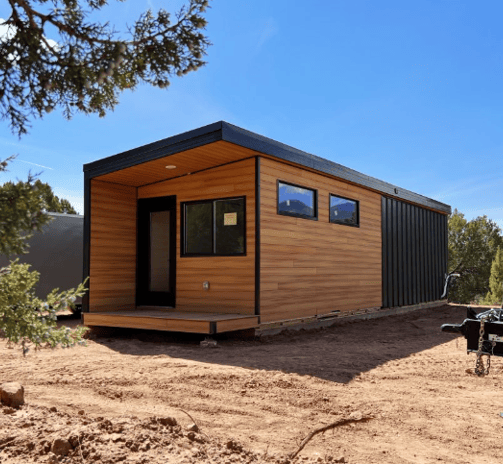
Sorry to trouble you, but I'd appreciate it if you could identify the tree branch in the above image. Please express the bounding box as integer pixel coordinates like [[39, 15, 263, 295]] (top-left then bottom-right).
[[290, 413, 373, 460]]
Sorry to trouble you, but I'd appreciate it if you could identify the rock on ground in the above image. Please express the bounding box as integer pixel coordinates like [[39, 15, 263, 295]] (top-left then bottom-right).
[[0, 382, 24, 409], [51, 438, 72, 456]]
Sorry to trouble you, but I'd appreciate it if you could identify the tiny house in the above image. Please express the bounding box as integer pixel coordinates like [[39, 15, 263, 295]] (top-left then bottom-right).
[[82, 121, 451, 334]]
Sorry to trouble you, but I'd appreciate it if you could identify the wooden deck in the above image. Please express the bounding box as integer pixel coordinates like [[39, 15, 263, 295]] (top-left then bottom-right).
[[82, 308, 259, 334]]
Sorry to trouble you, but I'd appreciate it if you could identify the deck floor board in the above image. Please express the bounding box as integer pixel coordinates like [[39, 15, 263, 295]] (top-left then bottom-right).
[[83, 308, 259, 334]]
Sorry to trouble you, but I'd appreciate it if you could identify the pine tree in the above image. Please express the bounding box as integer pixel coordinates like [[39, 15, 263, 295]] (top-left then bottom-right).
[[447, 209, 503, 304], [483, 246, 503, 305], [1, 157, 87, 355], [1, 0, 211, 136]]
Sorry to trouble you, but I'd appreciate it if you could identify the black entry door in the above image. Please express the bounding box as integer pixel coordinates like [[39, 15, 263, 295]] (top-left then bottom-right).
[[137, 196, 176, 306]]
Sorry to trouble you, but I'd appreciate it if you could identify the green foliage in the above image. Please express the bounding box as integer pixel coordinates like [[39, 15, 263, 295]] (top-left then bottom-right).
[[0, 156, 53, 256], [1, 0, 211, 136], [481, 247, 503, 306], [448, 209, 503, 304], [33, 180, 78, 214], [0, 260, 88, 356], [1, 157, 88, 354]]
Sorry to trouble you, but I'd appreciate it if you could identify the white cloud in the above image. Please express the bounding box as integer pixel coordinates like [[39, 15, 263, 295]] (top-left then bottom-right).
[[0, 17, 59, 53], [0, 19, 16, 41], [18, 159, 54, 170], [255, 17, 278, 52], [428, 175, 502, 201], [283, 185, 307, 195]]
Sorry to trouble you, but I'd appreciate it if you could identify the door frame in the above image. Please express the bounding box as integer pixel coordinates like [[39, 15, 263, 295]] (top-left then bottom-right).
[[136, 195, 177, 307]]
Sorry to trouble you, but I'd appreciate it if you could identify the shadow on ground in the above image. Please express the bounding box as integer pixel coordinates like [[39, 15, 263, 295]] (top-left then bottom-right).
[[61, 304, 471, 383]]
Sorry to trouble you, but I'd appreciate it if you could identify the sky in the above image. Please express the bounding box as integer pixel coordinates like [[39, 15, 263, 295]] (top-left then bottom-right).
[[0, 0, 502, 229]]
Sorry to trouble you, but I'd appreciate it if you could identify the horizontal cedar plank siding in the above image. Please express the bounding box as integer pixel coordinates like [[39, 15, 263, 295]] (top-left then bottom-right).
[[89, 180, 137, 312], [138, 158, 255, 314], [259, 157, 382, 323]]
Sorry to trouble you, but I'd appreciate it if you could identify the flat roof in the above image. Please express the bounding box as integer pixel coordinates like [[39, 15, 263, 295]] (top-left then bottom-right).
[[84, 121, 451, 214]]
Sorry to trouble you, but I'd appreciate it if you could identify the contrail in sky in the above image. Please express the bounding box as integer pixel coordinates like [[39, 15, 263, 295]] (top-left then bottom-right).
[[18, 160, 54, 170]]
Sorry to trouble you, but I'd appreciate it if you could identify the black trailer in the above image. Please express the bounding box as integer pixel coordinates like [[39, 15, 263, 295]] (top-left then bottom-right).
[[0, 212, 84, 313], [442, 304, 503, 375]]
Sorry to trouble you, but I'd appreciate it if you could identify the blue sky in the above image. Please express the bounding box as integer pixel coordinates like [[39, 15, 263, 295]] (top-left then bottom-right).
[[1, 0, 502, 229]]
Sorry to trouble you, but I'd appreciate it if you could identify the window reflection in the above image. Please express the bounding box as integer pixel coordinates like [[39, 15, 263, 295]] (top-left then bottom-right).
[[330, 195, 359, 226], [278, 182, 316, 218]]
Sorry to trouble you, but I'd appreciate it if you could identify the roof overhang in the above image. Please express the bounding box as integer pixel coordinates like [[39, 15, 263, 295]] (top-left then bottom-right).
[[84, 121, 451, 214]]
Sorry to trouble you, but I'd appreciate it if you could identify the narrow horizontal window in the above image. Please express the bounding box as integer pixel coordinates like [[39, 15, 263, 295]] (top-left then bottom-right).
[[277, 181, 317, 220], [329, 194, 359, 227], [182, 197, 246, 256]]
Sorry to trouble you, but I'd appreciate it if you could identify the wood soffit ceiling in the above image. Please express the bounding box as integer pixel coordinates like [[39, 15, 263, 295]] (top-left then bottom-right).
[[93, 141, 259, 187]]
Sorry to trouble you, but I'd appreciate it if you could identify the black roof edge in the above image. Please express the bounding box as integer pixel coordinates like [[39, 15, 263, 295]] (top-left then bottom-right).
[[83, 120, 451, 215], [222, 122, 451, 214], [83, 121, 224, 174]]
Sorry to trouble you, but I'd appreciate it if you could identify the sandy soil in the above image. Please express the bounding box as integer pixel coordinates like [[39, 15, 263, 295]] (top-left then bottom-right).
[[1, 304, 503, 464]]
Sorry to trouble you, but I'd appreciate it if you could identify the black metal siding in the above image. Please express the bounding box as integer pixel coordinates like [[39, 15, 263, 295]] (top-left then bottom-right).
[[382, 197, 447, 308]]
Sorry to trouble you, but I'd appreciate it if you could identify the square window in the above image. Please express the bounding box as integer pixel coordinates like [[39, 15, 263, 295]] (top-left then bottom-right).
[[182, 197, 246, 256], [278, 181, 317, 220], [329, 194, 359, 227]]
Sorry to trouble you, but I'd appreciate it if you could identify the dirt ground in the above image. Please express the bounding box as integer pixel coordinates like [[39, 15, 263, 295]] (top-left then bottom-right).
[[1, 303, 503, 464]]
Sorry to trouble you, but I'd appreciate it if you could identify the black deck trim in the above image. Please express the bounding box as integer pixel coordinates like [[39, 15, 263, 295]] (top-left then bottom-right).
[[83, 121, 451, 214], [255, 156, 261, 320], [82, 172, 91, 314], [209, 321, 217, 335]]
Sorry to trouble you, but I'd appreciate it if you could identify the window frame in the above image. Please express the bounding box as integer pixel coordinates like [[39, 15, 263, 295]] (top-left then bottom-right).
[[181, 196, 247, 257], [328, 193, 360, 227], [277, 180, 318, 221]]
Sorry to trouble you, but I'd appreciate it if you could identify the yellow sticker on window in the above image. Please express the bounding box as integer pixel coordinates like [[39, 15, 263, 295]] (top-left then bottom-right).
[[224, 212, 237, 226]]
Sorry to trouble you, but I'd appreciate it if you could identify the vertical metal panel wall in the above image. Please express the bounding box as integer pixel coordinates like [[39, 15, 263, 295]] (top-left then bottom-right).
[[382, 197, 447, 308]]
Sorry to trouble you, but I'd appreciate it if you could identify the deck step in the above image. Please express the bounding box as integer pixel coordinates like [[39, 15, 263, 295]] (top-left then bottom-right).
[[83, 309, 259, 334]]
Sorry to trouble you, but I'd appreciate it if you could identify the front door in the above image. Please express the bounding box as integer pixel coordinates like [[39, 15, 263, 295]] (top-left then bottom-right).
[[137, 196, 176, 306]]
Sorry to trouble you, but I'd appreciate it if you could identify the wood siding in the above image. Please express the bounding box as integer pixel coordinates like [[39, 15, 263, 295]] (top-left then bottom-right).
[[89, 180, 137, 312], [138, 158, 255, 314], [259, 157, 382, 323]]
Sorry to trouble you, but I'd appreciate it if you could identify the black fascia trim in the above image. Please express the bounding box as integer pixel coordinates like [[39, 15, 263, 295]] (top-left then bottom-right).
[[83, 120, 450, 214], [83, 121, 224, 178], [255, 157, 261, 319], [277, 179, 318, 221], [221, 121, 451, 214], [181, 196, 247, 257], [82, 171, 91, 314], [328, 193, 360, 228]]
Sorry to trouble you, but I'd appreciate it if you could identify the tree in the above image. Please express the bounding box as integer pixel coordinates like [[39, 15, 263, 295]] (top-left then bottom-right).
[[1, 0, 211, 136], [447, 209, 503, 304], [0, 155, 52, 256], [34, 179, 78, 214], [0, 157, 87, 355], [1, 0, 211, 353], [482, 246, 503, 306]]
